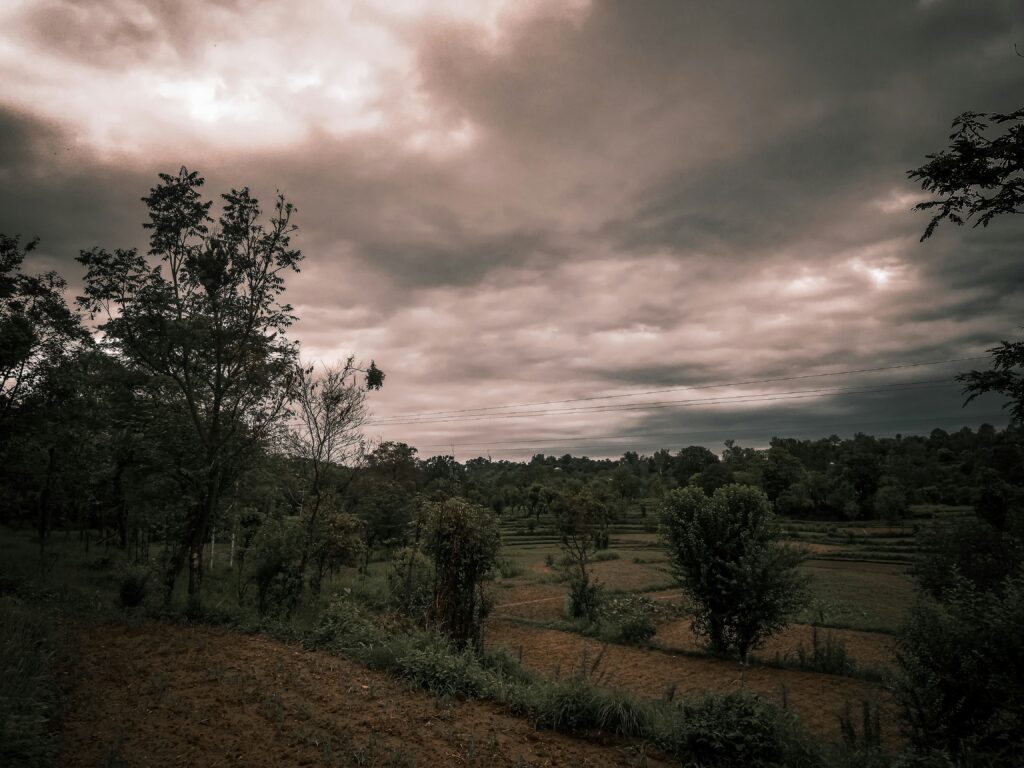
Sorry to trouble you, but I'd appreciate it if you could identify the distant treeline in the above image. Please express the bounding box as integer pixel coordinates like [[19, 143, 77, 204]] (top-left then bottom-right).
[[335, 425, 1024, 544]]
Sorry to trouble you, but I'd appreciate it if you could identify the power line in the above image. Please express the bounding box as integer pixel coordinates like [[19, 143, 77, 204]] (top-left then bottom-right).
[[366, 378, 955, 427], [366, 354, 984, 423]]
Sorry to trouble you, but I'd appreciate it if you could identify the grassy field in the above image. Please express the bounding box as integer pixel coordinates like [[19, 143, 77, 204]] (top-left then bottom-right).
[[1, 502, 959, 766]]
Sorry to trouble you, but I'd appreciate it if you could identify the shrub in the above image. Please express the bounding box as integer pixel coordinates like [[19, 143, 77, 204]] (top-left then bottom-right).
[[117, 563, 151, 608], [526, 676, 651, 737], [387, 547, 434, 621], [243, 515, 304, 618], [915, 518, 1022, 599], [566, 573, 603, 622], [495, 557, 524, 579], [662, 691, 817, 768], [661, 484, 807, 660], [795, 626, 855, 677], [893, 574, 1024, 763], [601, 595, 659, 644]]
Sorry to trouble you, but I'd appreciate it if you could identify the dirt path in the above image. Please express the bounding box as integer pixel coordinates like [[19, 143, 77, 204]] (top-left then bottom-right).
[[485, 620, 898, 748], [57, 623, 669, 768]]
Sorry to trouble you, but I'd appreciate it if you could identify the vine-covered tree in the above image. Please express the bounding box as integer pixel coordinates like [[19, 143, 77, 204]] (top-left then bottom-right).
[[77, 168, 303, 601], [422, 497, 500, 649]]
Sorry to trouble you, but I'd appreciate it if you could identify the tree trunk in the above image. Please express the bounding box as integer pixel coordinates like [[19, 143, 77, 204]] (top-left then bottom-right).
[[37, 445, 56, 565], [113, 460, 128, 549]]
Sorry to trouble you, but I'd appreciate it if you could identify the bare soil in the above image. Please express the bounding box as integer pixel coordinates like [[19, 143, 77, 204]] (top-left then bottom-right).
[[654, 619, 895, 670], [56, 623, 670, 767], [485, 620, 899, 748], [494, 585, 895, 670]]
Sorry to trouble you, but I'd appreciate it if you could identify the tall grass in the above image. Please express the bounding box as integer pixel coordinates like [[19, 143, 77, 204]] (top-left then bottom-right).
[[308, 597, 832, 767], [0, 596, 62, 768]]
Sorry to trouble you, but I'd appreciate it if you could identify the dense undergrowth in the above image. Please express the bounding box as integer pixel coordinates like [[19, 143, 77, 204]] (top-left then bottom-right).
[[0, 592, 63, 768]]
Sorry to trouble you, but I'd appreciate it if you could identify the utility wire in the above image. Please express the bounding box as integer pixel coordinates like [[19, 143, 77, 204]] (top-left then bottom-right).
[[365, 378, 955, 427], [414, 412, 977, 451], [366, 354, 984, 423]]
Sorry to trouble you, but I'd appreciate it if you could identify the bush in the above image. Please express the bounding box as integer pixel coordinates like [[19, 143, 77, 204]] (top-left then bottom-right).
[[526, 676, 651, 737], [387, 547, 434, 621], [893, 574, 1024, 763], [915, 518, 1022, 599], [243, 515, 305, 618], [600, 594, 660, 644], [395, 644, 490, 699], [495, 557, 524, 579], [795, 626, 855, 677], [566, 573, 603, 622], [662, 692, 817, 768], [117, 563, 151, 608], [661, 484, 807, 660]]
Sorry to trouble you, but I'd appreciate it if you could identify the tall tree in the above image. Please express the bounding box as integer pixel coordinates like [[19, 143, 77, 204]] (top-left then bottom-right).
[[77, 168, 302, 600], [1, 234, 87, 422]]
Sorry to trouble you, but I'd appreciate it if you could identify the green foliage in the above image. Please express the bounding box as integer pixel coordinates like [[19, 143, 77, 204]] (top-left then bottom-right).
[[600, 594, 660, 644], [553, 488, 608, 622], [244, 515, 304, 617], [661, 484, 807, 660], [387, 546, 434, 620], [874, 478, 909, 524], [76, 168, 304, 599], [494, 557, 524, 579], [915, 518, 1023, 599], [566, 572, 604, 622], [909, 108, 1024, 242], [422, 497, 501, 649], [526, 675, 650, 737], [794, 626, 855, 677], [958, 339, 1024, 428], [662, 692, 818, 768], [893, 574, 1024, 764], [0, 597, 59, 768]]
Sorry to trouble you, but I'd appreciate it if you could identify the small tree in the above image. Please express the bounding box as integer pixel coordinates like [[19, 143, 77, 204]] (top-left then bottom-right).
[[553, 488, 608, 621], [288, 358, 381, 588], [661, 484, 806, 661], [422, 497, 500, 649]]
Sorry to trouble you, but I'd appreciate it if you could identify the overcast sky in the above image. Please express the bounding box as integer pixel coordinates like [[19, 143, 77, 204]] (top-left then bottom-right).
[[1, 0, 1022, 459]]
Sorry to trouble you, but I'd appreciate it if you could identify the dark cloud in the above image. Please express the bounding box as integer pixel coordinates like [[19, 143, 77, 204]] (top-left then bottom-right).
[[0, 0, 1020, 458]]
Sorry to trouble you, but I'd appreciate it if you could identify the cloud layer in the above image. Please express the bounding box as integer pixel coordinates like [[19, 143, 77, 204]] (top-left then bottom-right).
[[1, 0, 1021, 458]]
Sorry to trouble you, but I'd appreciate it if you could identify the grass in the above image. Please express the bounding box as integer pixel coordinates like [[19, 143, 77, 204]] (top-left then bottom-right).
[[2, 523, 909, 767], [307, 597, 831, 767], [797, 562, 914, 633], [0, 595, 63, 768]]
